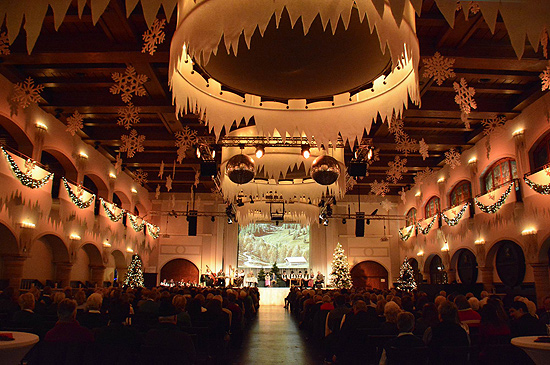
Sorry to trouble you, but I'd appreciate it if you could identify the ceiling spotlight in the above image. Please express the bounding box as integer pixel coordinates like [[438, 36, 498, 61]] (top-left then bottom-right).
[[301, 144, 310, 159], [211, 216, 215, 222], [342, 218, 346, 224], [255, 145, 265, 159]]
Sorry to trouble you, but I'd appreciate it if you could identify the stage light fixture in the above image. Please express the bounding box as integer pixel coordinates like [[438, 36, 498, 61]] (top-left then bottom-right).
[[255, 145, 265, 159], [227, 217, 233, 224], [342, 218, 346, 224], [196, 146, 201, 158], [301, 144, 310, 159], [211, 216, 215, 222]]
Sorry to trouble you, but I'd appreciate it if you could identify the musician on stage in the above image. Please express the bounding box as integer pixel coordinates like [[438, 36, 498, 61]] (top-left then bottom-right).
[[315, 271, 325, 289], [281, 270, 290, 287], [205, 265, 216, 287], [290, 270, 296, 287], [217, 269, 226, 287], [297, 271, 303, 288]]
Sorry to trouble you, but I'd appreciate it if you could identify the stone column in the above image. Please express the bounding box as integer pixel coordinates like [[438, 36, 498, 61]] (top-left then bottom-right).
[[479, 266, 494, 292], [90, 265, 106, 287], [531, 263, 550, 307], [55, 263, 73, 288], [2, 255, 26, 289]]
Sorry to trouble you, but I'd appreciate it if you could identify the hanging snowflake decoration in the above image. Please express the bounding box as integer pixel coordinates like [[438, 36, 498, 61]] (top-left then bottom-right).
[[65, 110, 84, 136], [0, 32, 10, 55], [389, 115, 405, 136], [158, 160, 165, 179], [542, 28, 549, 59], [120, 129, 145, 158], [175, 126, 198, 150], [166, 175, 173, 192], [177, 147, 186, 163], [370, 180, 389, 197], [381, 199, 393, 212], [453, 78, 477, 128], [117, 103, 141, 130], [345, 173, 357, 192], [24, 159, 36, 176], [133, 169, 148, 186], [540, 63, 550, 91], [445, 148, 462, 169], [482, 115, 507, 136], [419, 139, 429, 160], [485, 137, 492, 159], [114, 154, 123, 175], [142, 18, 166, 55], [396, 134, 418, 156], [414, 167, 434, 186], [386, 156, 408, 184], [155, 184, 161, 199], [110, 65, 148, 103], [194, 169, 200, 187], [456, 1, 481, 15], [11, 77, 44, 109], [399, 188, 407, 204], [423, 52, 456, 86]]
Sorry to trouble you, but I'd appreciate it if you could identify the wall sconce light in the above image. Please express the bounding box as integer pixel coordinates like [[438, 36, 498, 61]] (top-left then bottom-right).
[[474, 238, 485, 245], [131, 187, 138, 194], [468, 157, 478, 175], [417, 250, 424, 256], [512, 128, 524, 137], [415, 191, 421, 197], [126, 247, 134, 253], [79, 151, 88, 159], [69, 233, 81, 240], [109, 172, 117, 180], [35, 121, 48, 131], [521, 227, 537, 236], [103, 240, 111, 248], [468, 157, 477, 165], [20, 221, 36, 229], [437, 177, 445, 183], [441, 242, 450, 252]]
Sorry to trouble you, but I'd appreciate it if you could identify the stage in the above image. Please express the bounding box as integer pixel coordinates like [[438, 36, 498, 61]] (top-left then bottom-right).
[[258, 287, 290, 306]]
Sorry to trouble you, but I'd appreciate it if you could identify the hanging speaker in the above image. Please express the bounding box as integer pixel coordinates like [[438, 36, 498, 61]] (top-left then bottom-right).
[[348, 162, 367, 177], [200, 161, 218, 177], [187, 210, 198, 236], [355, 212, 365, 237]]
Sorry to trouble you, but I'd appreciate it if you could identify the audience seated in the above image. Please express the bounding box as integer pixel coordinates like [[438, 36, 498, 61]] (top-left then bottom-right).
[[381, 312, 426, 365], [11, 292, 45, 336], [509, 300, 547, 337], [44, 298, 94, 343], [77, 293, 107, 330], [455, 295, 481, 328]]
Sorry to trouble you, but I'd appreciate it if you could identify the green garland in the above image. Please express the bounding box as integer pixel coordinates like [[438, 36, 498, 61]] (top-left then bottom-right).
[[474, 182, 513, 214], [128, 213, 145, 232], [1, 146, 53, 189], [100, 198, 125, 222], [441, 202, 469, 226], [524, 176, 550, 195], [398, 225, 414, 241], [146, 222, 160, 239], [62, 177, 95, 209], [416, 215, 437, 235]]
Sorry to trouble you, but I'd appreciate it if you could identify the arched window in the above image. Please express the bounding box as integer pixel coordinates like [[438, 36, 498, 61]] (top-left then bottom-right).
[[483, 158, 517, 193], [450, 180, 472, 207], [425, 196, 440, 218], [405, 208, 417, 227], [532, 132, 550, 170]]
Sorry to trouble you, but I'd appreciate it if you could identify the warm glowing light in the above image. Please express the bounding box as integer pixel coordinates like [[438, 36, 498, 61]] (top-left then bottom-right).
[[131, 187, 138, 194], [79, 151, 88, 159], [437, 177, 445, 183], [417, 250, 424, 256], [521, 227, 537, 236], [20, 221, 35, 229], [109, 172, 117, 179], [35, 121, 48, 131], [468, 157, 477, 164], [474, 238, 485, 245], [301, 144, 310, 159], [103, 241, 111, 247], [513, 128, 524, 137], [70, 233, 81, 240], [415, 191, 421, 197], [196, 147, 201, 159], [126, 247, 134, 253], [441, 242, 449, 252], [255, 145, 264, 159]]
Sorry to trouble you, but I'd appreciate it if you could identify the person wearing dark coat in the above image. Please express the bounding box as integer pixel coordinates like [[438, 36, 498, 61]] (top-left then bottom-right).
[[77, 293, 108, 330], [509, 300, 547, 337], [11, 292, 45, 337], [381, 312, 426, 365]]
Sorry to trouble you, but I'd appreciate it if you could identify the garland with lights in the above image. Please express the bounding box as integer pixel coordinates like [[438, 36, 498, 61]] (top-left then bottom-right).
[[146, 222, 160, 239], [1, 146, 53, 189], [524, 176, 550, 195], [100, 198, 125, 222], [62, 177, 95, 209], [416, 215, 437, 235], [441, 202, 469, 226], [128, 213, 146, 232], [398, 225, 414, 241], [474, 182, 513, 214]]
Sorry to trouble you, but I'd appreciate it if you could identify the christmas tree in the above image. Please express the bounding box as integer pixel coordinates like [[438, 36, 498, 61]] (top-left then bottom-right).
[[396, 257, 417, 292], [124, 253, 144, 288], [330, 243, 352, 288]]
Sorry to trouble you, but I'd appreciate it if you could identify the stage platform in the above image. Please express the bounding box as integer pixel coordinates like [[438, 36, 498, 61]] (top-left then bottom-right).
[[258, 287, 290, 306]]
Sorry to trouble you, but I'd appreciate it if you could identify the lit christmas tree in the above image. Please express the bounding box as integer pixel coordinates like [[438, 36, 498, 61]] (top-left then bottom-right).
[[124, 253, 144, 288], [396, 257, 417, 292], [330, 243, 352, 288]]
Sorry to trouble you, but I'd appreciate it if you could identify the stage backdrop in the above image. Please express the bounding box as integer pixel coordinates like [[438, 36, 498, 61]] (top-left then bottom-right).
[[238, 223, 310, 269]]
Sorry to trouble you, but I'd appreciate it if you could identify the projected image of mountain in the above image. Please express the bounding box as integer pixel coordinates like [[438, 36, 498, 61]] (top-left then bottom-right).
[[238, 223, 310, 268]]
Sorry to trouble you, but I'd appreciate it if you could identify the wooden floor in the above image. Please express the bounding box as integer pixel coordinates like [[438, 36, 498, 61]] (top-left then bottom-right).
[[233, 305, 320, 364]]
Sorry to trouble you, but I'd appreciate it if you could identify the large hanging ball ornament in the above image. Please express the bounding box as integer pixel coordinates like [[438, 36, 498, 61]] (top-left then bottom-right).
[[226, 154, 255, 184], [311, 155, 340, 185]]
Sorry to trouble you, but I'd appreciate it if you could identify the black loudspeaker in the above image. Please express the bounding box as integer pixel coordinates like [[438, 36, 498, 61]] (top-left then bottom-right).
[[355, 212, 365, 237], [187, 210, 198, 236], [348, 162, 367, 177], [200, 161, 217, 177]]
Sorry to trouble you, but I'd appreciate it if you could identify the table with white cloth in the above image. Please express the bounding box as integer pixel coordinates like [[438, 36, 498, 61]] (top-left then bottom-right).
[[511, 336, 550, 365], [0, 331, 39, 365]]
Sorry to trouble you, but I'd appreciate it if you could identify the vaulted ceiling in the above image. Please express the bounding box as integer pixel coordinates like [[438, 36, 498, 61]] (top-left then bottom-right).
[[0, 0, 547, 196]]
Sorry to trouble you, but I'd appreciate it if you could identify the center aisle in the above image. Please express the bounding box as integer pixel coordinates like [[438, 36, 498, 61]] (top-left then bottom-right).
[[235, 305, 320, 364]]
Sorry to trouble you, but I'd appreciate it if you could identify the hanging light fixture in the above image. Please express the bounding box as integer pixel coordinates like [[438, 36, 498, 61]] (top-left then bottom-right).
[[255, 145, 265, 159], [301, 144, 311, 159]]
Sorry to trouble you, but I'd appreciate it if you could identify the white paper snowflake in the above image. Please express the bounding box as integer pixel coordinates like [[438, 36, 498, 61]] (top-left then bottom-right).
[[414, 167, 434, 186], [177, 146, 186, 163], [117, 103, 141, 130], [0, 32, 10, 55], [175, 127, 198, 150], [133, 169, 148, 186], [540, 63, 550, 91], [482, 115, 507, 136], [456, 1, 480, 15], [381, 199, 393, 212], [445, 148, 462, 169], [396, 134, 418, 156], [66, 110, 84, 136], [345, 173, 357, 192], [142, 18, 166, 56], [399, 188, 407, 204], [370, 180, 389, 197], [170, 193, 176, 208], [389, 115, 405, 136], [485, 136, 492, 159], [110, 66, 148, 103], [155, 184, 161, 199], [166, 174, 173, 192], [12, 77, 43, 109], [454, 78, 477, 127], [419, 139, 429, 160], [114, 154, 123, 175], [541, 28, 548, 59], [386, 156, 408, 184], [194, 169, 200, 187], [423, 52, 456, 86], [158, 160, 165, 179], [120, 129, 145, 158]]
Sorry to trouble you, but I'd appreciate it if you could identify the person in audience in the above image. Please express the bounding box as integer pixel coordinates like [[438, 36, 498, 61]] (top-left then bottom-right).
[[380, 301, 401, 335], [47, 291, 66, 316], [478, 302, 511, 344], [538, 295, 550, 325], [509, 300, 547, 337], [78, 292, 107, 330], [38, 286, 53, 308], [74, 289, 87, 312], [12, 292, 44, 336], [468, 297, 480, 312], [138, 289, 160, 316], [414, 302, 439, 337], [455, 295, 481, 328], [479, 291, 490, 307], [44, 298, 94, 343], [0, 287, 19, 318], [380, 312, 425, 365], [172, 294, 191, 328]]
